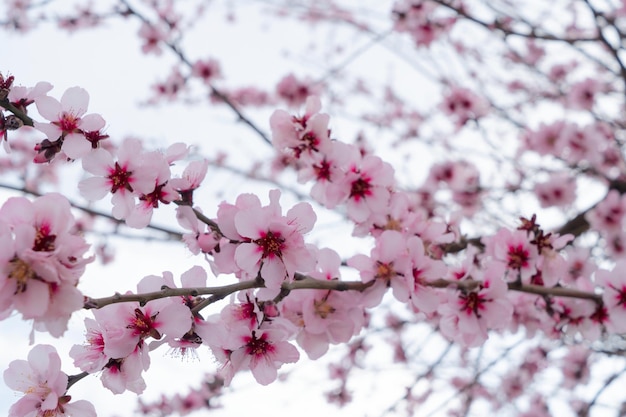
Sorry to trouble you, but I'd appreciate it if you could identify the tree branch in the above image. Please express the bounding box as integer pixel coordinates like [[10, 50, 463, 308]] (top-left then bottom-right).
[[0, 97, 34, 126], [83, 275, 374, 311]]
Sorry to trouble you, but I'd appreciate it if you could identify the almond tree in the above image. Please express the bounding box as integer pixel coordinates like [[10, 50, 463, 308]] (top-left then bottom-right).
[[1, 1, 626, 416]]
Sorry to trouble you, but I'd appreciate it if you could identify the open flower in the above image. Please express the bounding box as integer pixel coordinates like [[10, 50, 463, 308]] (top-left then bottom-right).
[[34, 86, 107, 160], [216, 189, 316, 292], [4, 344, 96, 417]]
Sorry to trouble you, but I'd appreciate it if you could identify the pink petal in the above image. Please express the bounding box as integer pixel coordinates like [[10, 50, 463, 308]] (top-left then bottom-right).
[[60, 86, 89, 117], [286, 202, 316, 233], [82, 148, 113, 176], [234, 243, 262, 274], [35, 96, 61, 121], [79, 177, 110, 201], [234, 209, 266, 238], [63, 133, 91, 159], [80, 113, 105, 131], [15, 279, 50, 318]]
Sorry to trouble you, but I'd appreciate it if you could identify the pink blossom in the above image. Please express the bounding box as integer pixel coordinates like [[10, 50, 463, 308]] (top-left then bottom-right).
[[275, 74, 320, 108], [294, 288, 366, 360], [79, 138, 156, 221], [402, 235, 447, 313], [191, 58, 222, 84], [225, 325, 300, 385], [170, 159, 209, 206], [559, 122, 603, 166], [100, 343, 151, 394], [392, 1, 454, 46], [74, 275, 192, 394], [138, 22, 169, 55], [94, 290, 192, 360], [222, 86, 271, 107], [534, 232, 574, 288], [69, 317, 109, 373], [522, 39, 545, 65], [270, 95, 332, 161], [176, 206, 219, 255], [137, 267, 205, 353], [4, 344, 96, 417], [218, 293, 264, 331], [126, 151, 177, 229], [596, 260, 626, 333], [217, 190, 316, 292], [586, 189, 626, 235], [566, 77, 601, 110], [548, 61, 577, 82], [440, 87, 488, 128], [8, 80, 53, 113], [522, 121, 568, 156], [298, 141, 354, 207], [438, 263, 513, 347], [348, 230, 410, 306], [559, 345, 591, 388], [330, 153, 395, 223], [34, 86, 106, 160], [151, 67, 186, 101], [483, 227, 538, 283], [553, 297, 598, 340], [534, 173, 576, 208], [282, 248, 366, 359], [428, 160, 480, 193], [196, 293, 300, 385], [0, 193, 92, 336]]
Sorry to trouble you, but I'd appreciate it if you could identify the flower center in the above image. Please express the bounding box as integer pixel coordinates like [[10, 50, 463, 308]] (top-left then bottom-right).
[[128, 308, 161, 339], [293, 131, 319, 158], [254, 231, 284, 259], [314, 299, 336, 319], [139, 183, 167, 208], [376, 261, 395, 282], [8, 257, 37, 294], [33, 226, 56, 252], [507, 244, 529, 269], [313, 159, 331, 181], [57, 112, 79, 134], [245, 331, 273, 357], [109, 162, 134, 193], [350, 177, 371, 200], [460, 292, 484, 316]]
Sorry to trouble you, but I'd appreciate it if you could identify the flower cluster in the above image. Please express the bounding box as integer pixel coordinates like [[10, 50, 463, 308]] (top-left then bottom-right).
[[0, 193, 93, 336], [70, 270, 195, 394], [2, 55, 626, 417], [4, 344, 96, 417], [198, 291, 300, 385], [212, 189, 317, 295]]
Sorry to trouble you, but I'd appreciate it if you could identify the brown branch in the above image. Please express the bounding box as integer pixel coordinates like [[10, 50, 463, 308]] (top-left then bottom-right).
[[0, 97, 34, 126], [66, 371, 89, 391], [429, 278, 602, 303], [83, 275, 374, 311], [190, 206, 220, 233], [84, 279, 260, 310], [84, 272, 600, 313]]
